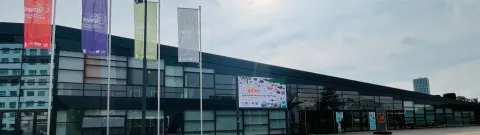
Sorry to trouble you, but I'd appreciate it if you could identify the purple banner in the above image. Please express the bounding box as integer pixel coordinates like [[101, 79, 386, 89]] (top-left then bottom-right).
[[82, 0, 108, 56]]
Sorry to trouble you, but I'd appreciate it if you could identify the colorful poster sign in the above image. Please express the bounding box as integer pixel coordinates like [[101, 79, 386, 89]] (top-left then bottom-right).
[[238, 76, 287, 108], [369, 112, 377, 130], [134, 2, 158, 60], [81, 0, 108, 56], [377, 113, 385, 124], [335, 112, 343, 132], [24, 0, 53, 49]]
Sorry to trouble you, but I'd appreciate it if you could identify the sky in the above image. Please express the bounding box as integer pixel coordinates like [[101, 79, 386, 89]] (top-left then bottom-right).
[[1, 0, 479, 98]]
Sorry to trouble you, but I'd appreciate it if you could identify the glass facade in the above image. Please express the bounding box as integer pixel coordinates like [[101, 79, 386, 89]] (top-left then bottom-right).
[[1, 44, 51, 135], [0, 23, 479, 135]]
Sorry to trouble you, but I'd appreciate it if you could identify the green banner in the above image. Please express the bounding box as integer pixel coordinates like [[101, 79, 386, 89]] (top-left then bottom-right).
[[134, 2, 157, 60]]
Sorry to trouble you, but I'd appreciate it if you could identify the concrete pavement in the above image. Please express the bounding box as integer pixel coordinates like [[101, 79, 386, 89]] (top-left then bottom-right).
[[324, 126, 480, 135]]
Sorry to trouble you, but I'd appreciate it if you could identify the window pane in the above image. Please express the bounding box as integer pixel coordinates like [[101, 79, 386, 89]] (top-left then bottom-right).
[[147, 70, 163, 86], [58, 70, 83, 83], [203, 74, 214, 88], [165, 77, 183, 87], [403, 101, 414, 107], [185, 88, 214, 99], [215, 75, 235, 84], [166, 66, 183, 76], [129, 69, 143, 85], [185, 73, 200, 87], [59, 57, 84, 70]]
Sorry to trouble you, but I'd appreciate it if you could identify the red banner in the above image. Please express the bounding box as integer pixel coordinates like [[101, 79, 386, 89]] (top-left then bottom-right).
[[377, 113, 385, 124], [24, 0, 53, 49]]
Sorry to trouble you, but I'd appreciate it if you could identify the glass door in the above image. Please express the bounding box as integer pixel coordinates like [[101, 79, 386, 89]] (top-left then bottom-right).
[[20, 112, 34, 135], [387, 111, 396, 130], [164, 111, 182, 135], [1, 112, 19, 135], [361, 112, 369, 131], [352, 112, 362, 131], [343, 111, 353, 132]]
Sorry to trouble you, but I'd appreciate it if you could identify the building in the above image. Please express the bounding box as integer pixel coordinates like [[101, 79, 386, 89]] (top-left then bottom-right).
[[0, 22, 479, 135], [413, 77, 430, 94]]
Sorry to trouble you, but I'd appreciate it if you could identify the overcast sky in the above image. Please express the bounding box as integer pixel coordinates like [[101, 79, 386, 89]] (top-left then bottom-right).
[[1, 0, 479, 98]]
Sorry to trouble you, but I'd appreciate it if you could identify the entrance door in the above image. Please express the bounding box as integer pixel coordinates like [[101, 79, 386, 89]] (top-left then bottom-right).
[[386, 110, 404, 130], [361, 112, 369, 131], [164, 111, 182, 135], [350, 111, 371, 132], [352, 112, 362, 131]]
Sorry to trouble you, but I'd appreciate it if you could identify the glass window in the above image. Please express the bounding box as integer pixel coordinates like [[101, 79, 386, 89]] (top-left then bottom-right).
[[39, 79, 48, 86], [38, 91, 46, 96], [10, 91, 17, 96], [203, 74, 214, 88], [436, 108, 444, 113], [147, 70, 163, 86], [184, 67, 214, 73], [445, 108, 453, 113], [1, 58, 8, 63], [28, 70, 36, 75], [129, 69, 143, 85], [29, 49, 37, 55], [40, 70, 48, 75], [9, 102, 16, 108], [185, 88, 214, 99], [0, 70, 7, 75], [0, 91, 5, 96], [165, 66, 183, 76], [403, 101, 414, 107], [215, 74, 235, 84], [40, 59, 49, 64], [184, 110, 214, 133], [0, 102, 4, 108], [27, 79, 35, 86], [185, 73, 200, 87], [40, 49, 49, 55], [2, 49, 9, 54], [165, 76, 183, 87], [185, 73, 214, 88], [27, 91, 35, 96], [215, 90, 235, 95], [216, 110, 237, 132], [37, 101, 46, 107], [244, 110, 268, 135], [13, 69, 22, 75], [86, 66, 127, 79], [58, 70, 83, 83], [26, 101, 34, 107]]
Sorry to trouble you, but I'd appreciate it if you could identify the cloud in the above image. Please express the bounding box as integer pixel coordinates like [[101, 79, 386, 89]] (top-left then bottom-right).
[[430, 59, 480, 98], [1, 0, 479, 98]]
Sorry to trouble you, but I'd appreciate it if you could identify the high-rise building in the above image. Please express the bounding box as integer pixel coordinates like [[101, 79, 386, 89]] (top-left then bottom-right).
[[413, 77, 430, 94]]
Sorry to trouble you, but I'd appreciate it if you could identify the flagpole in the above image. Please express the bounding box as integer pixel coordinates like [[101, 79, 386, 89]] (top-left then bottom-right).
[[106, 0, 113, 135], [46, 0, 57, 135], [157, 0, 161, 135], [198, 5, 203, 135], [141, 1, 148, 135]]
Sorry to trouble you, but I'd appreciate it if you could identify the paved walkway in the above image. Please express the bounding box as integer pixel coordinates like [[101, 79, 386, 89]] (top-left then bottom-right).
[[325, 126, 480, 135]]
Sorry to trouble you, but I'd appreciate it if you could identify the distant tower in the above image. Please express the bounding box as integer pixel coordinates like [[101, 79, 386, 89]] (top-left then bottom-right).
[[413, 77, 430, 94]]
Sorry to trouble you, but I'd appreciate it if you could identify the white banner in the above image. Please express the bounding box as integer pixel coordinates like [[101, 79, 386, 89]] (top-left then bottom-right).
[[177, 8, 199, 63]]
